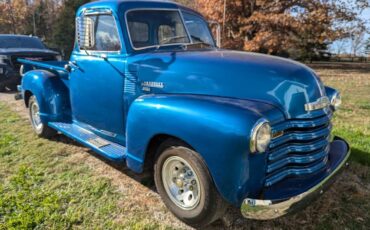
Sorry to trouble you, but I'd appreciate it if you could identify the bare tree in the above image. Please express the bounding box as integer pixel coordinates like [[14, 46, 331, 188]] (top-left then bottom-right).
[[334, 39, 349, 55], [349, 27, 367, 57]]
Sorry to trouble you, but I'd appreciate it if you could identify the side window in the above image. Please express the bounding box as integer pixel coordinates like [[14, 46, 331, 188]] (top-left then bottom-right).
[[84, 14, 121, 51]]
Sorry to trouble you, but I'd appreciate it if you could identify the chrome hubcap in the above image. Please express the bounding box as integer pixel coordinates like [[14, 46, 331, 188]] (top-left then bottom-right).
[[162, 156, 201, 210], [31, 102, 42, 131]]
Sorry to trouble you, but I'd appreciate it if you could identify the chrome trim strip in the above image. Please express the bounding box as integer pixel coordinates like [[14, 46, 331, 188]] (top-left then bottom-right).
[[83, 8, 112, 16], [305, 96, 330, 112]]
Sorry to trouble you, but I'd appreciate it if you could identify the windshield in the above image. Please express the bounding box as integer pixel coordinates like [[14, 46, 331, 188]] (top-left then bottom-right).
[[127, 10, 190, 49], [182, 12, 215, 47], [0, 36, 46, 49], [126, 9, 215, 50]]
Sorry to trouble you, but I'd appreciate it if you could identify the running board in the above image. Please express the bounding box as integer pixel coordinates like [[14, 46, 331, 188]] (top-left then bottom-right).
[[48, 122, 126, 162]]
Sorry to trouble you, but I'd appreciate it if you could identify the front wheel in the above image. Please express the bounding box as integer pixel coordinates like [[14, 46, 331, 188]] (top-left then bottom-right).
[[154, 139, 227, 227], [28, 95, 56, 138]]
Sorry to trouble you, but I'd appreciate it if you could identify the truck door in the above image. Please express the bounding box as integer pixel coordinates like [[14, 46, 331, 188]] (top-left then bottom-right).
[[69, 12, 126, 144]]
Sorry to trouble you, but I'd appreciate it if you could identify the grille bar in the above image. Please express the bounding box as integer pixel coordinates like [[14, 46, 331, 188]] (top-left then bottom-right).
[[272, 112, 332, 132], [270, 123, 332, 148], [267, 146, 329, 173], [265, 112, 332, 187], [265, 157, 328, 187], [268, 138, 329, 161]]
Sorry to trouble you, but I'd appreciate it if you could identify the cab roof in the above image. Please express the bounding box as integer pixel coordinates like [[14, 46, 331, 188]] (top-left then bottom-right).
[[78, 0, 201, 17]]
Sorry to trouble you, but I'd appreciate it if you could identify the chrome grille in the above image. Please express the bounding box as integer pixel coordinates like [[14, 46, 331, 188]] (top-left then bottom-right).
[[265, 112, 333, 187]]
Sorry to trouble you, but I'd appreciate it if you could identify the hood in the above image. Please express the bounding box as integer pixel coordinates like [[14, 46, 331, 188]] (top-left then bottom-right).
[[133, 50, 328, 119], [0, 48, 59, 56]]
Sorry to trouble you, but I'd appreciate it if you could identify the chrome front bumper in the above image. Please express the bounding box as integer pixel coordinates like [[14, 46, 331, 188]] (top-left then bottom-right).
[[241, 136, 350, 220]]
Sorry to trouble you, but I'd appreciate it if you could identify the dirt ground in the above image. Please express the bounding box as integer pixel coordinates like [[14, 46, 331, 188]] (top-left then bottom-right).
[[0, 90, 369, 229]]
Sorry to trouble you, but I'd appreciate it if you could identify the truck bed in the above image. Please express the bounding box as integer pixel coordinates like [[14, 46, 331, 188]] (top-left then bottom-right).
[[18, 58, 69, 76]]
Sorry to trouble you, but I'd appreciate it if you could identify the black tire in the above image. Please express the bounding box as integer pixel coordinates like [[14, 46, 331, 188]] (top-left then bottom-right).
[[0, 83, 6, 92], [28, 95, 56, 138], [8, 84, 18, 92], [154, 139, 228, 228]]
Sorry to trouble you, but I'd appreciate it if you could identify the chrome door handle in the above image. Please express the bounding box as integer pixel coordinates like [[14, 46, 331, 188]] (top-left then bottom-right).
[[64, 61, 80, 72]]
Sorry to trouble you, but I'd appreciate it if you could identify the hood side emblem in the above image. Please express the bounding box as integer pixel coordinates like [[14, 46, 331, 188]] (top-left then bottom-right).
[[141, 81, 164, 92], [305, 96, 330, 112]]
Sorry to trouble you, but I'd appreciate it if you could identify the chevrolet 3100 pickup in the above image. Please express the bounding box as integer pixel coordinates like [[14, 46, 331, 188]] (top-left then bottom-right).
[[18, 0, 350, 227]]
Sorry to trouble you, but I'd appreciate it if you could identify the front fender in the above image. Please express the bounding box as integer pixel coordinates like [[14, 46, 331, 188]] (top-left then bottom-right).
[[22, 70, 70, 123], [126, 94, 284, 206]]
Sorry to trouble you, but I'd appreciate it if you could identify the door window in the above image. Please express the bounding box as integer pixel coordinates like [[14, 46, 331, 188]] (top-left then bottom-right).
[[81, 14, 121, 51]]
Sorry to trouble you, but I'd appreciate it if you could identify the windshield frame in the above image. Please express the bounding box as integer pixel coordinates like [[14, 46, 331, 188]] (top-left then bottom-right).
[[124, 8, 214, 51]]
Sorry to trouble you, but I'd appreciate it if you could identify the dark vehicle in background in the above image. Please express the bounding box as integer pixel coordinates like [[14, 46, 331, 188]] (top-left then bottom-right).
[[0, 35, 60, 91]]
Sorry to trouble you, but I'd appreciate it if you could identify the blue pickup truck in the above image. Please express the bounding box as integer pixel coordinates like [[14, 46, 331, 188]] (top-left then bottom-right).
[[18, 0, 350, 227]]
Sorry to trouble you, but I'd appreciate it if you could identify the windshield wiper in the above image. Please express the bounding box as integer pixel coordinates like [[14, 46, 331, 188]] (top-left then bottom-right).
[[187, 35, 213, 48]]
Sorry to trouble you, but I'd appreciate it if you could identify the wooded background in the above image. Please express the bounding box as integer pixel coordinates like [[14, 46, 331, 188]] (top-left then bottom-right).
[[0, 0, 369, 60]]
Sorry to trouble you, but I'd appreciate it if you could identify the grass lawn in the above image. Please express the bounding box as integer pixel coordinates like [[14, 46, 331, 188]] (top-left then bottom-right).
[[0, 103, 179, 229], [312, 63, 370, 166], [0, 63, 369, 229]]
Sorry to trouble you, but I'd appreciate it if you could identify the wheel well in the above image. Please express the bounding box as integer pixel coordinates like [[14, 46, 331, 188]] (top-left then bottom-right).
[[24, 90, 33, 108], [143, 134, 192, 172]]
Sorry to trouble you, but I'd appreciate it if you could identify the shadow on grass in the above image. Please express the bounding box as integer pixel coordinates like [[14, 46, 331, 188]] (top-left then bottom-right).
[[48, 134, 156, 188], [350, 148, 370, 167]]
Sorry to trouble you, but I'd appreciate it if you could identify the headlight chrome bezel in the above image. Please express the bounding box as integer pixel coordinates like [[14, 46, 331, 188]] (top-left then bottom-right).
[[250, 118, 272, 154], [330, 91, 342, 111]]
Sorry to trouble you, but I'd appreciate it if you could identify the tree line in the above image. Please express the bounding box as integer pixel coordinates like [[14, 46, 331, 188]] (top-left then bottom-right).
[[0, 0, 90, 57], [180, 0, 369, 60], [0, 0, 368, 60]]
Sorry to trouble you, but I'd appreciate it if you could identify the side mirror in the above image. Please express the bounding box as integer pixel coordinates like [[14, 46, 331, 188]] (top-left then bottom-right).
[[76, 16, 95, 50], [209, 21, 221, 48]]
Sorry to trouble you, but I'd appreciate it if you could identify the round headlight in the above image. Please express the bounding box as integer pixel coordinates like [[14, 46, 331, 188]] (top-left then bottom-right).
[[331, 92, 342, 110], [250, 119, 272, 153]]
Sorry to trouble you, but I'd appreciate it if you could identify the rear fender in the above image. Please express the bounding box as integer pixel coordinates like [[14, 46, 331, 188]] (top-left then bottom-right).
[[22, 70, 71, 123], [126, 94, 281, 206]]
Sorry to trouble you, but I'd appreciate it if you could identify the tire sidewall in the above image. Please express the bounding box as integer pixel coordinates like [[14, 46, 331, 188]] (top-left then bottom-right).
[[154, 140, 223, 226], [28, 96, 44, 135]]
